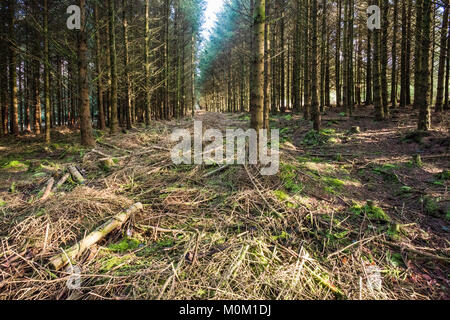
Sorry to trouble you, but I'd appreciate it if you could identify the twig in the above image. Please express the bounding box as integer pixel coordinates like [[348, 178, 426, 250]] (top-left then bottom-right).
[[202, 165, 230, 178]]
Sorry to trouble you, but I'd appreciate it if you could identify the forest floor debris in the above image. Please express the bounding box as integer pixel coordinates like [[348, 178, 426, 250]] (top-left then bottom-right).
[[0, 107, 448, 300]]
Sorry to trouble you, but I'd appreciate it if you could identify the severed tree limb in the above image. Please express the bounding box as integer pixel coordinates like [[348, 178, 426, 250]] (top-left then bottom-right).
[[49, 202, 144, 271], [40, 178, 55, 201], [96, 141, 132, 154], [68, 165, 85, 184], [203, 165, 230, 178], [52, 173, 70, 193], [91, 149, 112, 158]]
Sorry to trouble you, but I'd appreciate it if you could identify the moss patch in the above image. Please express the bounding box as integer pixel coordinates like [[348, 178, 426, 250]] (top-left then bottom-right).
[[351, 201, 391, 222]]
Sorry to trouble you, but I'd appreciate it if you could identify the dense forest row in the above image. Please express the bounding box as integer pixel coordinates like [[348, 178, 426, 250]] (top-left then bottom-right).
[[0, 0, 449, 145], [0, 0, 204, 146], [199, 0, 449, 132]]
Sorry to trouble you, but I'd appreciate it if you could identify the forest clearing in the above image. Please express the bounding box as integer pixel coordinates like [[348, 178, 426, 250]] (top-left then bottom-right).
[[0, 0, 449, 301]]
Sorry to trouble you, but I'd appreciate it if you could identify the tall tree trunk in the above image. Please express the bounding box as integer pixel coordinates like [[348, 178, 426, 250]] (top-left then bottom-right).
[[280, 1, 285, 114], [8, 0, 19, 135], [445, 24, 450, 111], [264, 0, 271, 128], [417, 0, 432, 131], [250, 0, 265, 133], [0, 9, 7, 137], [400, 0, 408, 107], [391, 0, 398, 107], [381, 0, 389, 117], [191, 33, 196, 117], [311, 0, 321, 131], [123, 0, 132, 129], [372, 0, 384, 121], [94, 3, 106, 130], [336, 0, 342, 107], [108, 0, 119, 134], [406, 0, 413, 105], [144, 0, 152, 125], [366, 26, 373, 105], [303, 0, 311, 120], [435, 0, 449, 112], [413, 0, 424, 109], [79, 0, 95, 146], [320, 0, 326, 112], [43, 0, 51, 143]]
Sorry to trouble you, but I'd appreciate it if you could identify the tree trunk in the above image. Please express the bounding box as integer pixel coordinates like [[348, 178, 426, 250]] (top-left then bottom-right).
[[311, 0, 321, 131], [250, 0, 265, 133], [123, 0, 132, 129], [108, 0, 119, 134], [94, 3, 106, 130], [417, 0, 432, 131], [372, 0, 384, 121], [44, 0, 51, 143], [336, 0, 342, 108], [381, 0, 389, 117], [79, 0, 95, 147], [391, 0, 398, 107], [435, 0, 449, 112], [8, 0, 19, 135]]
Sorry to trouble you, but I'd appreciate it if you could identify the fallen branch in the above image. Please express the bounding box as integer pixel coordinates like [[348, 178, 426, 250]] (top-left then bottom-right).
[[97, 141, 132, 154], [40, 178, 55, 201], [382, 241, 450, 263], [49, 202, 143, 270], [52, 173, 70, 193], [203, 165, 230, 178], [91, 149, 112, 158], [68, 165, 85, 184]]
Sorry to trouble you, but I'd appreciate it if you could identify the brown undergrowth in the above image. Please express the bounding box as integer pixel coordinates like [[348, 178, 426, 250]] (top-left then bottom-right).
[[0, 107, 448, 300]]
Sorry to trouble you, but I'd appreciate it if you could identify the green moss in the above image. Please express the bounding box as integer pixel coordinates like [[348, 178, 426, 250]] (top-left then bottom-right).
[[100, 255, 130, 271], [372, 164, 400, 183], [271, 231, 289, 241], [322, 177, 345, 194], [396, 186, 413, 197], [280, 163, 303, 193], [0, 199, 6, 207], [2, 160, 28, 170], [351, 201, 391, 222], [273, 190, 297, 208], [423, 196, 440, 216], [108, 238, 141, 253], [387, 251, 405, 268], [303, 129, 337, 146]]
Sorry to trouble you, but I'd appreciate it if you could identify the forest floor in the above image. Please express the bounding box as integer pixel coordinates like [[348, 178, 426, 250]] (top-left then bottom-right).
[[0, 106, 448, 300]]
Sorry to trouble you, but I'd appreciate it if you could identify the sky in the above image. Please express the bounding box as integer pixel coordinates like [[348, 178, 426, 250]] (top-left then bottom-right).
[[201, 0, 225, 40]]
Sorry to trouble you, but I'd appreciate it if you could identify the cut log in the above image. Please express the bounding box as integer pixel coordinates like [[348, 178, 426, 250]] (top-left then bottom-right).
[[52, 173, 70, 193], [49, 202, 143, 271], [68, 165, 85, 184], [40, 178, 55, 201]]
